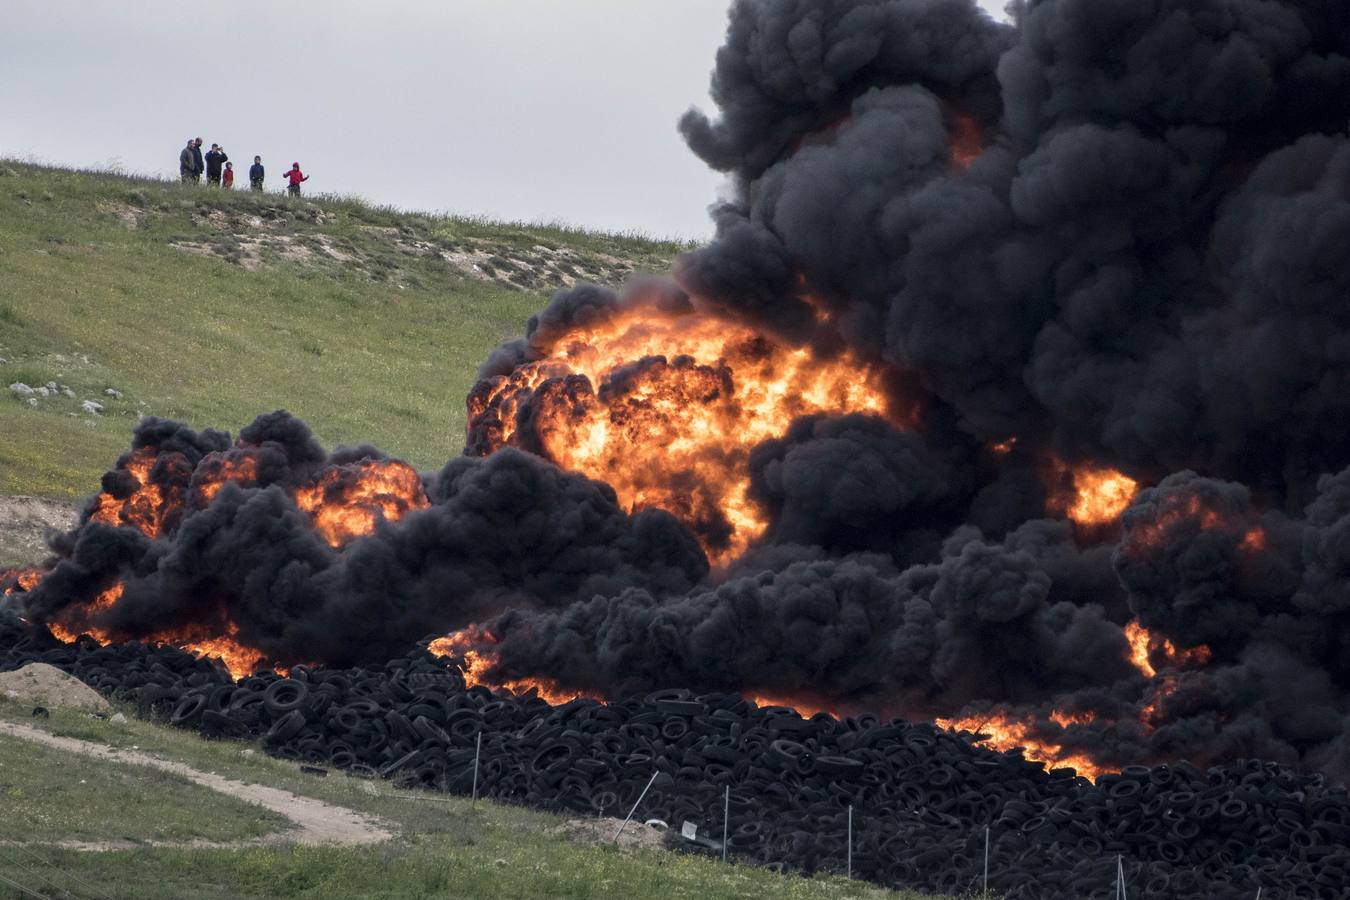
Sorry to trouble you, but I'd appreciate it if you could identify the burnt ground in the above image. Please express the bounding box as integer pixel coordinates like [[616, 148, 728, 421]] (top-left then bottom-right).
[[0, 495, 76, 567]]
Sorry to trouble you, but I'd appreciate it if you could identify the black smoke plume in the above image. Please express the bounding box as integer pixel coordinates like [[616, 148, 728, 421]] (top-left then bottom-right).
[[6, 0, 1350, 782]]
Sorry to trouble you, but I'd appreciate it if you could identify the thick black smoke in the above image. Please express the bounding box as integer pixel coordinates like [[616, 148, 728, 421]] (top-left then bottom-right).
[[17, 413, 707, 667], [679, 0, 1350, 503], [461, 0, 1350, 778], [9, 0, 1350, 781]]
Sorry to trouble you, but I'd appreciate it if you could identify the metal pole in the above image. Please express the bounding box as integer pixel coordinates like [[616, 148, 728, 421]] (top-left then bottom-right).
[[983, 825, 989, 894], [1116, 854, 1126, 900], [723, 788, 734, 863], [847, 805, 853, 879], [613, 770, 660, 844], [1255, 888, 1262, 900], [470, 731, 482, 808]]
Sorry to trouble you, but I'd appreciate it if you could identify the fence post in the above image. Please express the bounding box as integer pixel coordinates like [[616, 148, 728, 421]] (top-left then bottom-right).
[[612, 770, 660, 844], [722, 785, 730, 863], [847, 805, 853, 879], [983, 825, 990, 894], [470, 731, 482, 808]]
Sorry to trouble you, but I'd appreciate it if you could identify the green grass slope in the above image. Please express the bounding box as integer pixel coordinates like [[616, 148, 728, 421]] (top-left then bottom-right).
[[0, 162, 688, 500], [0, 699, 929, 900], [0, 720, 288, 844]]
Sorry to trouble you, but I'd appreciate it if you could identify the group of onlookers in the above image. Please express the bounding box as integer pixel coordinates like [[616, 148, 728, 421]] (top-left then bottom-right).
[[178, 137, 309, 196]]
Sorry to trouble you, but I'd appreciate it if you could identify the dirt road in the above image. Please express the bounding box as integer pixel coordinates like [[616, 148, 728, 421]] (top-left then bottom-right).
[[0, 721, 393, 850]]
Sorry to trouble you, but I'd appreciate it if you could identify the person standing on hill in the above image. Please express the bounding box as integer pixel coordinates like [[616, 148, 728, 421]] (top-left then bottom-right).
[[191, 138, 204, 181], [222, 161, 234, 189], [179, 139, 198, 183], [282, 162, 309, 198], [249, 156, 265, 191], [205, 144, 228, 186]]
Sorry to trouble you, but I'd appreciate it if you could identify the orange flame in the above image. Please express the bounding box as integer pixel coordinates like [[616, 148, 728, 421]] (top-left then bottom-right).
[[179, 624, 268, 679], [1, 566, 44, 599], [47, 582, 123, 644], [86, 447, 190, 538], [469, 305, 899, 562], [1240, 525, 1267, 553], [949, 111, 983, 170], [1141, 674, 1182, 725], [428, 629, 591, 705], [42, 581, 270, 679], [938, 710, 1104, 779], [1124, 620, 1156, 677], [1123, 620, 1212, 679], [745, 691, 834, 720], [1065, 466, 1138, 526], [294, 458, 429, 548], [192, 452, 260, 505], [1119, 492, 1232, 556]]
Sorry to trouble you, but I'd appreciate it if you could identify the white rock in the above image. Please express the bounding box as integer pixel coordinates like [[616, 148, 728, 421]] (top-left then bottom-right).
[[103, 388, 123, 398], [36, 386, 50, 397], [80, 399, 104, 415], [61, 387, 75, 398], [110, 712, 127, 724], [45, 381, 57, 391], [26, 398, 38, 408], [9, 382, 34, 396]]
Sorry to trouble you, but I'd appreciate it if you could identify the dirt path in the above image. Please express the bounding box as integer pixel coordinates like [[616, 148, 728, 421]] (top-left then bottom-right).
[[0, 721, 393, 850], [0, 495, 76, 567]]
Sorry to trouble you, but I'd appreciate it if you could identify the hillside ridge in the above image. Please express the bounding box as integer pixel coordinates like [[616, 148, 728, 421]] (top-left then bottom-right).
[[0, 161, 689, 504]]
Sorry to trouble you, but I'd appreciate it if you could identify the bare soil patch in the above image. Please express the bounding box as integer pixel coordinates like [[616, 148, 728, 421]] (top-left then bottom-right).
[[553, 816, 669, 851], [0, 663, 111, 712], [0, 494, 76, 566]]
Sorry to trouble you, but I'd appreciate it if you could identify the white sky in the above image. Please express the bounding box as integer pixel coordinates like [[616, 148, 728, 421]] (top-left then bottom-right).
[[1, 1, 1010, 239]]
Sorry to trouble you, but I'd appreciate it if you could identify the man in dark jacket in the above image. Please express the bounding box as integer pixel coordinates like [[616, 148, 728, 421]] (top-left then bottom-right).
[[249, 156, 265, 191], [205, 144, 228, 186], [191, 138, 204, 181], [179, 139, 197, 183]]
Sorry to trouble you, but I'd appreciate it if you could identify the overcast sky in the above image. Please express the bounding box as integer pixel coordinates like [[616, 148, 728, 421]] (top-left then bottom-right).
[[1, 1, 1009, 239]]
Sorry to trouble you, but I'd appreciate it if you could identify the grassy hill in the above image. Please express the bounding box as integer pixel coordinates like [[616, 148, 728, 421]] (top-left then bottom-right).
[[0, 698, 919, 900], [0, 161, 690, 500]]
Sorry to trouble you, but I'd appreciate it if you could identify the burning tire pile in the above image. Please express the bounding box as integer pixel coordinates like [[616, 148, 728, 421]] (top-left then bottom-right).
[[4, 615, 1347, 900], [5, 1, 1350, 898]]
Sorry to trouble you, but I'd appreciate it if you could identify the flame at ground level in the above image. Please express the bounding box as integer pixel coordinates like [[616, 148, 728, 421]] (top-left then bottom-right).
[[937, 711, 1105, 780], [44, 582, 270, 679], [428, 630, 589, 706]]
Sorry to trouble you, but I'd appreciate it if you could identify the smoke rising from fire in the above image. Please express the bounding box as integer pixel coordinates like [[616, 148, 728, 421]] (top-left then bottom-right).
[[457, 0, 1350, 778], [5, 0, 1350, 781]]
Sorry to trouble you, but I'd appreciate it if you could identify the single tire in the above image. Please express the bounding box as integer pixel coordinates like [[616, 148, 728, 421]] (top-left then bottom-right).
[[263, 679, 310, 717], [265, 709, 306, 744]]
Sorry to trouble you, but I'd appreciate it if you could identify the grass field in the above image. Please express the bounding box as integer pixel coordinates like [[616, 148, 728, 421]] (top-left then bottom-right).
[[0, 698, 929, 900], [0, 161, 688, 500], [0, 721, 287, 845]]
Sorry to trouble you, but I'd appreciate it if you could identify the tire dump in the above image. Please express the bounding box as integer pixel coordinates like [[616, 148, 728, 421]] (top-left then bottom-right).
[[5, 1, 1350, 897]]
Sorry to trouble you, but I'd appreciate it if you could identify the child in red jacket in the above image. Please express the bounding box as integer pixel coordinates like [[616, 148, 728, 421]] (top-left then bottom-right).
[[283, 163, 309, 198], [222, 161, 234, 189]]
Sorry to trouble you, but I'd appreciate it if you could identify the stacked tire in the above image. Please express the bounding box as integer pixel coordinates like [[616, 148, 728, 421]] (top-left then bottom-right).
[[2, 613, 1346, 899]]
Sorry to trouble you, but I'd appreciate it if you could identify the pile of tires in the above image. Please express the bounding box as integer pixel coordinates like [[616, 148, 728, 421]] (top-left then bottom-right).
[[2, 613, 1346, 899]]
